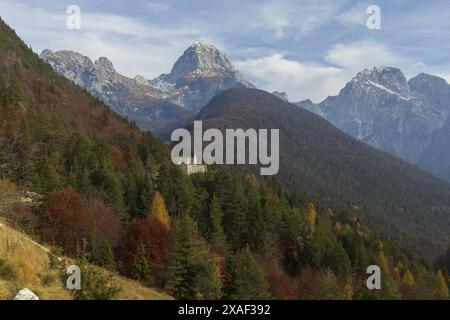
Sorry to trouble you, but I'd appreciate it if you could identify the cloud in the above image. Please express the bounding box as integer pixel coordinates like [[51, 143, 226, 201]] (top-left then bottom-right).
[[0, 0, 206, 79], [236, 54, 345, 102], [236, 41, 432, 102], [324, 41, 406, 70], [256, 0, 346, 39], [335, 2, 371, 26], [2, 0, 450, 104]]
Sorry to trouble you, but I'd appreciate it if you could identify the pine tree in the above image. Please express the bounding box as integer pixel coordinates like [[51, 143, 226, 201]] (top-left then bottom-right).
[[96, 241, 116, 272], [222, 247, 271, 300], [170, 214, 222, 299], [314, 269, 345, 300], [220, 177, 248, 250], [208, 195, 228, 253], [148, 191, 170, 229], [246, 186, 266, 252], [134, 244, 150, 282]]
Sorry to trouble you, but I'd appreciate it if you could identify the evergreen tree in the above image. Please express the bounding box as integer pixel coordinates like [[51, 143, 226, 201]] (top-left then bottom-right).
[[208, 195, 228, 253], [96, 241, 116, 272], [222, 247, 271, 300], [314, 269, 346, 300], [170, 214, 222, 299], [134, 244, 150, 282], [246, 186, 266, 252]]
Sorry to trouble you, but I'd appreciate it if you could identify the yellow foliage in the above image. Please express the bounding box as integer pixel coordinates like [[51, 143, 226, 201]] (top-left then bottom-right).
[[148, 191, 170, 229], [434, 271, 449, 299], [343, 283, 353, 300], [401, 270, 416, 288], [378, 250, 390, 273], [305, 202, 318, 235]]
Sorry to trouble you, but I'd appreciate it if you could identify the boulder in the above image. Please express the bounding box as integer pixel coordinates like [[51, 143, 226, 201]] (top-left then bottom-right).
[[13, 288, 39, 300]]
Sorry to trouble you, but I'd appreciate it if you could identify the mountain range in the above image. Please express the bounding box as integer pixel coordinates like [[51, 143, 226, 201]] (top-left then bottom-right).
[[295, 67, 450, 182], [40, 42, 253, 134]]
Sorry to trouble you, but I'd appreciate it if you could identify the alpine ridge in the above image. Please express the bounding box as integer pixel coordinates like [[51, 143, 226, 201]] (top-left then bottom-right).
[[295, 66, 450, 182], [40, 42, 253, 134]]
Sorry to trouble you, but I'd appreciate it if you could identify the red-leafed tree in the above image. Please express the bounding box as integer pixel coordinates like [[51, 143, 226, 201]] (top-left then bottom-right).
[[121, 215, 171, 278], [263, 258, 297, 300], [85, 197, 123, 251], [39, 187, 88, 255]]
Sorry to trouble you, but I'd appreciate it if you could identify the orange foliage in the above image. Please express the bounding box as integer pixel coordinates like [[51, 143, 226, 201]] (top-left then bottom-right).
[[39, 187, 88, 255], [121, 215, 171, 277]]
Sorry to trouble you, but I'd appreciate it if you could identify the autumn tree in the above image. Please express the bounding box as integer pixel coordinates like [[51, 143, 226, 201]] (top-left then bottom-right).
[[85, 197, 123, 256], [263, 258, 297, 300], [121, 215, 171, 280], [148, 191, 170, 229], [39, 187, 88, 255], [434, 271, 449, 299]]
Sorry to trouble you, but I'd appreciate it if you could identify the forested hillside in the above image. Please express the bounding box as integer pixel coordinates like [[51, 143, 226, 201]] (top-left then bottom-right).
[[196, 88, 450, 262], [0, 17, 448, 300]]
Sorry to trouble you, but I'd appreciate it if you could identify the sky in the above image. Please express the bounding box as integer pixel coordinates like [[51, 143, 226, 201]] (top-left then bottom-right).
[[1, 0, 449, 102]]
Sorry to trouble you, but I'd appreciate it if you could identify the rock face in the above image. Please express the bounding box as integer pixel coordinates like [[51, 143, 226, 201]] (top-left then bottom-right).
[[271, 91, 289, 101], [150, 41, 254, 112], [419, 116, 450, 182], [40, 42, 253, 134], [295, 67, 450, 171], [40, 49, 192, 134], [13, 288, 39, 300]]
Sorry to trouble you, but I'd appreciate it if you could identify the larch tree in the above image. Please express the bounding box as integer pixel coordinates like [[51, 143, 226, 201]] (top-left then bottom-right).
[[148, 191, 170, 229]]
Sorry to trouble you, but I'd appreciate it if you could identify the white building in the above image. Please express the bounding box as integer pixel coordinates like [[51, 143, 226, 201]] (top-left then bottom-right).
[[173, 154, 207, 175]]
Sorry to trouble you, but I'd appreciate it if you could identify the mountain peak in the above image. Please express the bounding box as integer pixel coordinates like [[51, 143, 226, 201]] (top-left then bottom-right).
[[95, 56, 115, 73], [167, 41, 234, 83], [409, 73, 449, 88], [353, 66, 410, 96]]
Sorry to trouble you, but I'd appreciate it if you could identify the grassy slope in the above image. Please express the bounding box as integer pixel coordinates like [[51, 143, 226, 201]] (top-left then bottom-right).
[[0, 218, 172, 300]]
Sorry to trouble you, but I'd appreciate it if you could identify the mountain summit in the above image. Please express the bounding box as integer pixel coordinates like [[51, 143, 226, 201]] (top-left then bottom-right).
[[296, 66, 450, 170], [40, 42, 253, 133], [162, 41, 236, 84], [150, 41, 254, 110]]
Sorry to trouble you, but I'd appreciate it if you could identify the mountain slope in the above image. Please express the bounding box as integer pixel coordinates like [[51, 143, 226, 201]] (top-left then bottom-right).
[[0, 217, 171, 300], [295, 67, 450, 181], [40, 42, 253, 134], [40, 49, 193, 134], [419, 116, 450, 182], [196, 88, 450, 261]]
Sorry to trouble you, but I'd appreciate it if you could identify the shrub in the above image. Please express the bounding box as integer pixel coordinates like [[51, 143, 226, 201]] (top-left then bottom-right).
[[0, 258, 16, 280]]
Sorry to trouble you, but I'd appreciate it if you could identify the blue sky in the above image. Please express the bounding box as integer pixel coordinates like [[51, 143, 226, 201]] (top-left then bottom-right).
[[1, 0, 449, 101]]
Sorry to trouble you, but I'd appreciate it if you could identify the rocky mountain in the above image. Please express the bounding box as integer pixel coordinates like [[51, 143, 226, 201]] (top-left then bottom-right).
[[40, 42, 253, 134], [419, 116, 450, 182], [271, 91, 289, 101], [195, 88, 450, 261], [295, 67, 450, 171], [40, 49, 193, 134]]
